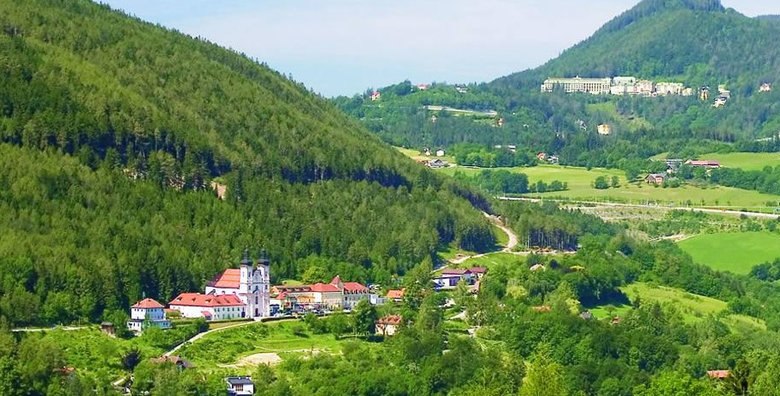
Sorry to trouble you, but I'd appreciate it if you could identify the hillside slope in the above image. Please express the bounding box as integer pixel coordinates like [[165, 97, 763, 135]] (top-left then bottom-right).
[[0, 0, 495, 326]]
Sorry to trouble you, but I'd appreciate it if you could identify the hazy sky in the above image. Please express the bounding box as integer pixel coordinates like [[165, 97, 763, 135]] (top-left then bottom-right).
[[100, 0, 779, 97]]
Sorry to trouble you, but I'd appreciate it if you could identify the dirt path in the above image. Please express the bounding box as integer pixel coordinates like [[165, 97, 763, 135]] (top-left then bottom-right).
[[483, 212, 519, 252]]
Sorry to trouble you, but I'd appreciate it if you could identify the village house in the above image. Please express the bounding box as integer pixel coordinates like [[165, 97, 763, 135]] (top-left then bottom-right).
[[547, 155, 560, 165], [706, 370, 730, 380], [700, 86, 710, 101], [271, 276, 377, 311], [435, 149, 446, 157], [416, 83, 430, 91], [645, 173, 666, 185], [386, 288, 405, 303], [432, 267, 486, 290], [100, 322, 116, 337], [536, 152, 547, 161], [760, 83, 772, 93], [204, 249, 271, 319], [597, 124, 612, 135], [168, 293, 245, 321], [370, 90, 381, 101], [427, 159, 448, 169], [685, 160, 721, 169], [226, 376, 255, 396], [375, 315, 403, 337], [127, 298, 171, 333]]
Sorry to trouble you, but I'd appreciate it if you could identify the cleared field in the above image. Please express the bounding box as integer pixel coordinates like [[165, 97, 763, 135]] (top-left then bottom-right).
[[441, 164, 780, 209], [678, 232, 780, 274], [699, 152, 780, 171], [590, 282, 765, 332]]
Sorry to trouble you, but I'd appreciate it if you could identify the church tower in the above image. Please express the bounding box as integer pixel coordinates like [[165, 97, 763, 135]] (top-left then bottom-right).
[[252, 248, 271, 318]]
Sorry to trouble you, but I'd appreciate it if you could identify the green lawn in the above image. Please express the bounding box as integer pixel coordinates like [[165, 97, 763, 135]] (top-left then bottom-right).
[[699, 152, 780, 171], [678, 232, 780, 274], [590, 282, 765, 332]]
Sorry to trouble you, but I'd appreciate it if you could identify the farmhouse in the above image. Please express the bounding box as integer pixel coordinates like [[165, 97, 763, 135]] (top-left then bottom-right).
[[760, 83, 772, 93], [645, 173, 666, 185], [597, 124, 612, 135], [127, 298, 171, 333], [435, 149, 446, 157], [386, 288, 405, 303], [427, 159, 448, 169], [685, 160, 721, 169]]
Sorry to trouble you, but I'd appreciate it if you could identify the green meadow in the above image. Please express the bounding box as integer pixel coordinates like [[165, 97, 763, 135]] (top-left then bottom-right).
[[439, 163, 780, 209], [699, 152, 780, 171], [678, 232, 780, 274], [590, 282, 765, 332]]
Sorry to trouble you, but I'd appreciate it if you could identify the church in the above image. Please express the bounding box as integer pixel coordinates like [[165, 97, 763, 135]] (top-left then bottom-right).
[[169, 249, 271, 320]]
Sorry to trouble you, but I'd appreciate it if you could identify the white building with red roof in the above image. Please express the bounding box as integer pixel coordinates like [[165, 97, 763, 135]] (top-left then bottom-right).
[[330, 276, 371, 309], [127, 298, 171, 333], [168, 293, 245, 321], [204, 249, 271, 319]]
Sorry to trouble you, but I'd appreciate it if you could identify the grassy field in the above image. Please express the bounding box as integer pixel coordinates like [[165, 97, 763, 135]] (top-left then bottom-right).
[[590, 282, 765, 332], [439, 163, 779, 209], [699, 152, 780, 171], [177, 319, 372, 372], [678, 232, 780, 274]]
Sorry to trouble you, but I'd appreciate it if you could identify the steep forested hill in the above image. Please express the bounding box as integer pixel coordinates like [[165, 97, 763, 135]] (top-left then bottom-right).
[[0, 0, 495, 326]]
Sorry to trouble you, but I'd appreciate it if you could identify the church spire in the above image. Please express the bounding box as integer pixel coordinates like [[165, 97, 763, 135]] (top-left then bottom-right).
[[257, 247, 270, 267], [240, 248, 251, 266]]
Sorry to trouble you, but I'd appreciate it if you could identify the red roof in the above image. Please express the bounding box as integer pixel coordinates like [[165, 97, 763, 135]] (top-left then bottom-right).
[[469, 267, 487, 274], [208, 269, 241, 289], [707, 370, 730, 379], [377, 315, 403, 325], [132, 298, 164, 309], [441, 268, 471, 276], [169, 293, 244, 307], [310, 283, 340, 293], [386, 289, 405, 299], [343, 282, 368, 292]]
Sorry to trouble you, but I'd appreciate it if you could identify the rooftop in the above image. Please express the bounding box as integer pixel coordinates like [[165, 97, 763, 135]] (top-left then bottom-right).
[[169, 293, 244, 307], [131, 298, 164, 309]]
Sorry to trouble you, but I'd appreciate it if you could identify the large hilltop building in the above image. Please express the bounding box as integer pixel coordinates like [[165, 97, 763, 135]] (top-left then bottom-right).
[[541, 77, 612, 95], [542, 76, 692, 97]]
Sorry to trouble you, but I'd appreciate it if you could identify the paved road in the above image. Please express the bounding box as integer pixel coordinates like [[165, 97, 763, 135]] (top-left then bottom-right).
[[12, 325, 90, 333], [498, 196, 780, 220]]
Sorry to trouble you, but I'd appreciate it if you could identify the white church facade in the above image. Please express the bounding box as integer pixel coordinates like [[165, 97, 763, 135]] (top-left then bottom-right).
[[169, 249, 271, 320]]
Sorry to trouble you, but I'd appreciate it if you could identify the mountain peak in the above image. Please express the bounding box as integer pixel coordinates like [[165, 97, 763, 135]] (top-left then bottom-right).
[[597, 0, 724, 35]]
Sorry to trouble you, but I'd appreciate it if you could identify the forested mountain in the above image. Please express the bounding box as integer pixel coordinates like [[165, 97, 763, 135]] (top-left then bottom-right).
[[0, 0, 496, 326], [492, 0, 780, 90], [335, 0, 780, 173]]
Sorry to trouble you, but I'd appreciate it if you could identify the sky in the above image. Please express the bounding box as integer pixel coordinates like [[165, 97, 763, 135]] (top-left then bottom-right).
[[100, 0, 779, 97]]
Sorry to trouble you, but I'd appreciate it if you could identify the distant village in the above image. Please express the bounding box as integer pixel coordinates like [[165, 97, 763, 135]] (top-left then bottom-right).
[[126, 250, 486, 334]]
